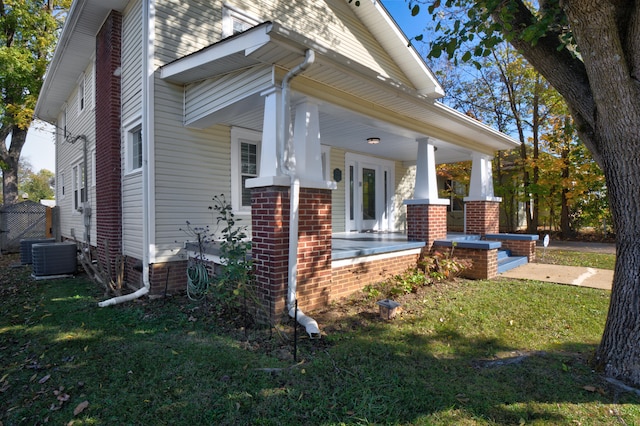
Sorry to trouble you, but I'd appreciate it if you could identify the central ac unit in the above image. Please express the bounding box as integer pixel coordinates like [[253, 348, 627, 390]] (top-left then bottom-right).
[[32, 242, 77, 277], [20, 238, 56, 265]]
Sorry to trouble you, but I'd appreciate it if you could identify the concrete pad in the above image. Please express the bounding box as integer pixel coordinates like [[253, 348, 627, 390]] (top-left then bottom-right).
[[500, 263, 613, 291]]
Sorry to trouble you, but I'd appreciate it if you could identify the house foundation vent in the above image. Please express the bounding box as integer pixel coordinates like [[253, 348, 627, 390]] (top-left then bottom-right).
[[20, 238, 56, 265], [32, 242, 78, 277]]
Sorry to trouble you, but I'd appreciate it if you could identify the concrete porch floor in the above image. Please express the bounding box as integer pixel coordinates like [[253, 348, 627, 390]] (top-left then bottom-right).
[[330, 232, 479, 260]]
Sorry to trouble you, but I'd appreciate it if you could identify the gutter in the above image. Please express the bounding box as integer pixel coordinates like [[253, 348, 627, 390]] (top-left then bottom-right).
[[280, 49, 321, 338]]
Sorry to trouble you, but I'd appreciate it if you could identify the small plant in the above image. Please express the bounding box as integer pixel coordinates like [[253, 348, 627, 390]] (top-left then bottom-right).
[[208, 194, 254, 311], [421, 244, 472, 282], [363, 247, 472, 300]]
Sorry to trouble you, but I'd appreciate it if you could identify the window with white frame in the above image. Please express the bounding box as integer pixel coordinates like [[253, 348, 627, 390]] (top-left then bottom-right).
[[72, 163, 85, 211], [78, 73, 85, 114], [60, 172, 66, 198], [126, 124, 143, 172], [59, 107, 67, 140], [231, 127, 261, 212], [222, 4, 259, 37]]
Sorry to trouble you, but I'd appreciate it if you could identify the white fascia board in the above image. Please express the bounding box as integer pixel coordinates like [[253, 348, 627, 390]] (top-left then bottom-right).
[[160, 25, 273, 83], [432, 101, 520, 150], [351, 0, 444, 98]]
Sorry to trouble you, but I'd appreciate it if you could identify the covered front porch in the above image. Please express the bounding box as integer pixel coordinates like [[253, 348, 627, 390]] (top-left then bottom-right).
[[161, 16, 520, 319]]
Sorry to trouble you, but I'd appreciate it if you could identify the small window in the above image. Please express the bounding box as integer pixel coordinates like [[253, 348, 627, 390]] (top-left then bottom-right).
[[125, 124, 143, 173], [231, 127, 261, 212], [72, 163, 85, 211], [222, 5, 259, 38], [131, 127, 143, 170], [60, 172, 66, 198], [78, 74, 85, 113], [59, 107, 67, 140]]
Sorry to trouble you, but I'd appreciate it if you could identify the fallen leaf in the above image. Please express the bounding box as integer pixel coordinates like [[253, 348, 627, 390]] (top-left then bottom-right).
[[583, 385, 596, 392], [30, 373, 37, 382], [73, 400, 89, 416], [39, 374, 51, 384]]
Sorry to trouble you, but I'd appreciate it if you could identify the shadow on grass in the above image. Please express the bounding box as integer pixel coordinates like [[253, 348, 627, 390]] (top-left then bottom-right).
[[1, 267, 638, 425]]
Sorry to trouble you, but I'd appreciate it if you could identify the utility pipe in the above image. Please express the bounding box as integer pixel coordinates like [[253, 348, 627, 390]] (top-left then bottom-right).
[[281, 50, 320, 338]]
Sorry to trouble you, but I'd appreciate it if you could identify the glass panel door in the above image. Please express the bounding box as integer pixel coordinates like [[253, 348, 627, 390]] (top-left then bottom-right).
[[361, 167, 377, 229]]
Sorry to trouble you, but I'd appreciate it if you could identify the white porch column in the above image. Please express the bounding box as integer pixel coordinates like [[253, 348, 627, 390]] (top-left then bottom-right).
[[290, 100, 324, 184], [465, 152, 501, 202], [259, 87, 282, 179], [247, 86, 290, 188], [413, 138, 448, 204]]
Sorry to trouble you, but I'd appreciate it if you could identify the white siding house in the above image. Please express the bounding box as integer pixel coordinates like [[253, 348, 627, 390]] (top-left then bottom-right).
[[35, 0, 519, 311]]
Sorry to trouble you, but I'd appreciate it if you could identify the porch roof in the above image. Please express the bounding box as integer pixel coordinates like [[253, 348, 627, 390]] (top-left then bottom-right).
[[160, 23, 519, 163]]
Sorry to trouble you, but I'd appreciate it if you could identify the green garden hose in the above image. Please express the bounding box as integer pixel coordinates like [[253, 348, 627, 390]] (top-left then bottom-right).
[[186, 261, 209, 300]]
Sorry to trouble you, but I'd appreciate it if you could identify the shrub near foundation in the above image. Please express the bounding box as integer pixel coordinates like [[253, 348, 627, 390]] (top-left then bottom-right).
[[363, 251, 472, 299]]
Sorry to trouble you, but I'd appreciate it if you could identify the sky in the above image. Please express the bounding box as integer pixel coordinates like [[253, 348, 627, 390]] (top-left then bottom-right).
[[20, 0, 434, 173]]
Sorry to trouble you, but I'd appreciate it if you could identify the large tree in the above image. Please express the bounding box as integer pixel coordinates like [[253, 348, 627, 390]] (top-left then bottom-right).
[[420, 0, 640, 386], [0, 0, 68, 206]]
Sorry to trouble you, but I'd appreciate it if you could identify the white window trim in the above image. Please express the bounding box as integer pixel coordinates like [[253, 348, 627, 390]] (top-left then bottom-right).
[[71, 160, 86, 213], [222, 3, 260, 38], [59, 172, 66, 200], [231, 127, 261, 213], [77, 73, 85, 115], [124, 118, 143, 175]]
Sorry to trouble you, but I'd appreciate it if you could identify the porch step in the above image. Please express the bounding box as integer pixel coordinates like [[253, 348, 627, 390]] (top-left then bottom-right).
[[498, 249, 528, 274]]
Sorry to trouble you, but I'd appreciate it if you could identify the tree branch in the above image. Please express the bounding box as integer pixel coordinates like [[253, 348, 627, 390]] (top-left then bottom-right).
[[492, 0, 598, 155]]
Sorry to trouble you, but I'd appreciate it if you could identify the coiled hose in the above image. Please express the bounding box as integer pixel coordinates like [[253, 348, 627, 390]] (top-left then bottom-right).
[[186, 261, 209, 301]]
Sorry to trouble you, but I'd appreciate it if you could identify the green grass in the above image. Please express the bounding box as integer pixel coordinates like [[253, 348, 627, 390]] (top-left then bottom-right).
[[536, 250, 616, 270], [1, 253, 638, 425]]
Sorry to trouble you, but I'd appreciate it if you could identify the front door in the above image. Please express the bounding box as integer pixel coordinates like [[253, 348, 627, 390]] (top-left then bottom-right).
[[346, 153, 394, 232]]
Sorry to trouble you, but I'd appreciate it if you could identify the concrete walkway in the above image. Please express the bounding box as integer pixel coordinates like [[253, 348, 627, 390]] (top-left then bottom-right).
[[501, 240, 615, 291]]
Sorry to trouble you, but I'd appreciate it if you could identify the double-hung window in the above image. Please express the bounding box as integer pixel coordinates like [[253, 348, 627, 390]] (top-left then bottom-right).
[[124, 121, 143, 173], [231, 127, 261, 212], [72, 163, 85, 211]]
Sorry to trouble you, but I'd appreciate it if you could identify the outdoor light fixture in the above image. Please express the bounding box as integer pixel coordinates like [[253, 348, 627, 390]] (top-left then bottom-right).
[[367, 137, 380, 145]]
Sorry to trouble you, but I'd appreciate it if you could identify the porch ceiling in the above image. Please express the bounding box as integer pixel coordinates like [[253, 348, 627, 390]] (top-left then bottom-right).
[[161, 22, 519, 163]]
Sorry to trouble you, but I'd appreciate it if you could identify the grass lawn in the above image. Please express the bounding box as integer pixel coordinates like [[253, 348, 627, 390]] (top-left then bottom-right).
[[535, 250, 616, 270], [1, 251, 638, 425]]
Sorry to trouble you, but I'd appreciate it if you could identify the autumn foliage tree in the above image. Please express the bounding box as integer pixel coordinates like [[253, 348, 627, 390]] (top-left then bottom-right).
[[0, 0, 69, 206], [419, 0, 640, 387]]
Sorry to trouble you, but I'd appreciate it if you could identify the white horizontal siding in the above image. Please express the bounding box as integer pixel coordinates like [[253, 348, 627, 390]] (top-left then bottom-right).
[[121, 0, 143, 126], [331, 147, 346, 232], [153, 77, 234, 262], [153, 0, 413, 88], [56, 60, 97, 245], [184, 66, 273, 126], [122, 172, 143, 257]]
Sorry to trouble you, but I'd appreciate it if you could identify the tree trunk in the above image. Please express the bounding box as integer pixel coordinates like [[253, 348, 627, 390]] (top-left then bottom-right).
[[560, 0, 640, 386], [1, 127, 27, 206], [499, 0, 640, 386]]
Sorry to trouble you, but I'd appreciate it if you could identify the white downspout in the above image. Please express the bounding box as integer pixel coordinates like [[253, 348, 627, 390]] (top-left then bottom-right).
[[99, 0, 155, 307], [281, 50, 320, 338]]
